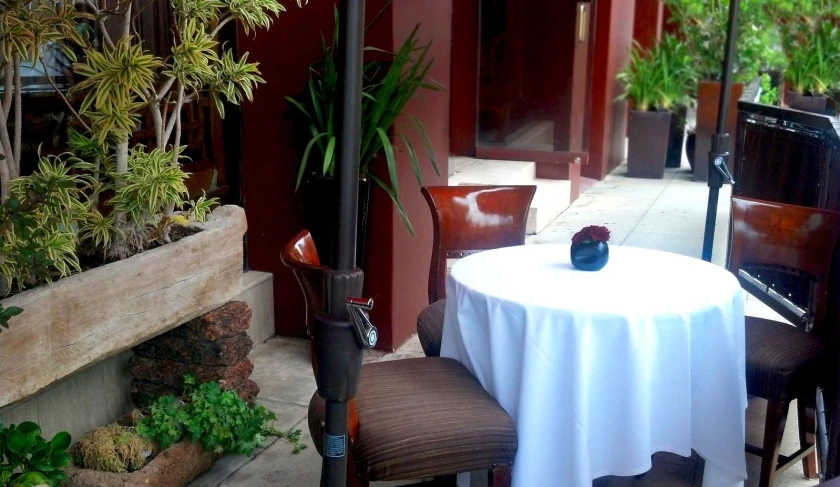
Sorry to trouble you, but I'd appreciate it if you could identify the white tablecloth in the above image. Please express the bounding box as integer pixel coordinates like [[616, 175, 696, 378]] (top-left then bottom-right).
[[440, 244, 747, 487]]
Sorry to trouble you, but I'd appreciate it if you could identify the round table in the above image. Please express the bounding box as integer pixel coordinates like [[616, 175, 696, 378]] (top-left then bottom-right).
[[440, 244, 747, 487]]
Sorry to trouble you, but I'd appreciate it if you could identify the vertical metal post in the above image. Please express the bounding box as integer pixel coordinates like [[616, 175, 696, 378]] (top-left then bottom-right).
[[334, 0, 366, 272], [701, 0, 740, 262]]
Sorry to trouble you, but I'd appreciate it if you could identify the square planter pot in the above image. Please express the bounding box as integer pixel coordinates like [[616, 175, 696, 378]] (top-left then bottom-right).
[[0, 206, 247, 407], [785, 91, 828, 114], [627, 110, 672, 179], [694, 80, 744, 182]]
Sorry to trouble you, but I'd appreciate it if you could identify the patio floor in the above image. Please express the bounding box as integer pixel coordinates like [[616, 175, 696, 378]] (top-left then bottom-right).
[[189, 161, 818, 487]]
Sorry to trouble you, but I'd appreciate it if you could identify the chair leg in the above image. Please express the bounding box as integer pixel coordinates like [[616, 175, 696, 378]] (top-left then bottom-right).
[[759, 400, 790, 487], [797, 396, 818, 479], [488, 466, 512, 487]]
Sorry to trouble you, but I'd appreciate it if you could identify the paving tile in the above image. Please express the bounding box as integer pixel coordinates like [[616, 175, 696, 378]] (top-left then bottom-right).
[[249, 337, 317, 407]]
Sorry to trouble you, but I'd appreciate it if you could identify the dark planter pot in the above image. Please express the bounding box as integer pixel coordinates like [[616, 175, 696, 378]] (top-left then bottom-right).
[[302, 177, 372, 269], [686, 131, 696, 171], [627, 110, 671, 179], [570, 241, 609, 271], [666, 107, 687, 169], [786, 91, 828, 114]]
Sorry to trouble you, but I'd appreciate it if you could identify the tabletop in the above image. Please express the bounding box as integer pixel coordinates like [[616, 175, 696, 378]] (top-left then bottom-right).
[[442, 244, 748, 487]]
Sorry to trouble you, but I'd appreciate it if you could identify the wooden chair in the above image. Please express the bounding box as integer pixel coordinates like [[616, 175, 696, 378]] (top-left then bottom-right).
[[417, 185, 536, 357], [729, 197, 840, 487], [281, 230, 518, 487]]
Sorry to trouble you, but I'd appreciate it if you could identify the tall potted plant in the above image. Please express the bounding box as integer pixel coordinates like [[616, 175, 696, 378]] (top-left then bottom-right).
[[286, 10, 440, 266], [664, 0, 780, 181], [618, 36, 695, 179]]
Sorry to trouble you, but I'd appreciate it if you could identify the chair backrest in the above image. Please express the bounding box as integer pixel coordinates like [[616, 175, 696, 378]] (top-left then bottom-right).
[[280, 230, 329, 339], [729, 197, 840, 340], [422, 185, 537, 303]]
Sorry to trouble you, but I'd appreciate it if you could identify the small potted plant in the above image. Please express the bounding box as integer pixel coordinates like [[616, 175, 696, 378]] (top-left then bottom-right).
[[618, 36, 694, 179], [570, 225, 611, 271], [783, 21, 840, 113]]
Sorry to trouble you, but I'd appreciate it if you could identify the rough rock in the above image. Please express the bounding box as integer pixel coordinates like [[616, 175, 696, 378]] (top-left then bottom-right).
[[131, 378, 261, 408], [170, 301, 252, 341], [129, 356, 254, 390], [132, 332, 253, 366]]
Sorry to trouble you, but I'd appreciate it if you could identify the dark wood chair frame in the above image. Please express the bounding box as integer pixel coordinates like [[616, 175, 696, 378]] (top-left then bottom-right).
[[729, 197, 840, 487], [422, 185, 537, 304], [281, 229, 514, 487]]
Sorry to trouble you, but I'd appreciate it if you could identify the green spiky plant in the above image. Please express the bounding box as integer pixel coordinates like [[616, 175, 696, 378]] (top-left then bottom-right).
[[0, 0, 303, 293], [617, 35, 696, 113], [64, 0, 304, 258], [286, 8, 441, 235]]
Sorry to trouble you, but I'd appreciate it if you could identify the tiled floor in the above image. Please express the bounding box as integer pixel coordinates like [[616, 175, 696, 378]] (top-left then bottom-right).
[[190, 160, 820, 486]]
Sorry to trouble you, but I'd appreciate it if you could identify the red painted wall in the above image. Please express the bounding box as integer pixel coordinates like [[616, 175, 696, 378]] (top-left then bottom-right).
[[633, 0, 663, 50], [365, 0, 451, 351], [238, 1, 450, 349], [584, 0, 636, 179]]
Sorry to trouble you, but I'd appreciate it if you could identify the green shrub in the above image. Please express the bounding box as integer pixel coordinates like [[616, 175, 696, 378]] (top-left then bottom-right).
[[136, 376, 306, 456], [0, 421, 71, 487]]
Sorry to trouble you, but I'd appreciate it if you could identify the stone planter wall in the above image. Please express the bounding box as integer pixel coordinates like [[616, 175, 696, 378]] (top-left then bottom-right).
[[64, 441, 219, 487], [0, 205, 247, 408], [130, 301, 259, 406]]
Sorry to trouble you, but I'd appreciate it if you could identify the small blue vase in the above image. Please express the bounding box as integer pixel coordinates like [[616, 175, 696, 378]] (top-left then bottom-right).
[[570, 241, 609, 271]]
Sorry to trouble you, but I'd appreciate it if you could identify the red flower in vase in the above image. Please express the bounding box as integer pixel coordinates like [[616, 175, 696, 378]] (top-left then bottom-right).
[[571, 225, 611, 246]]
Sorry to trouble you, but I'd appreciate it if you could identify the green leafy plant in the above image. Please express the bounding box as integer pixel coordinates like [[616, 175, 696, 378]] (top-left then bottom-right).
[[0, 304, 22, 334], [759, 73, 780, 106], [286, 9, 441, 235], [137, 376, 306, 456], [783, 20, 840, 96], [663, 0, 782, 84], [0, 156, 93, 293], [0, 420, 72, 487], [617, 35, 696, 113]]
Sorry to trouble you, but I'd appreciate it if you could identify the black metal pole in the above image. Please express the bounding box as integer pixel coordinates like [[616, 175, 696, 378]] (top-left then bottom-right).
[[701, 0, 740, 262], [334, 0, 366, 272]]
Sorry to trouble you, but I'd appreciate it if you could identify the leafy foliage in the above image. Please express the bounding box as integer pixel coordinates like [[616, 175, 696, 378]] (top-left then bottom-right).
[[617, 35, 696, 112], [286, 10, 441, 235], [0, 420, 72, 487], [0, 304, 22, 335], [663, 0, 783, 84], [0, 156, 92, 292], [109, 147, 190, 226], [759, 73, 780, 106], [782, 19, 840, 96], [137, 376, 306, 456]]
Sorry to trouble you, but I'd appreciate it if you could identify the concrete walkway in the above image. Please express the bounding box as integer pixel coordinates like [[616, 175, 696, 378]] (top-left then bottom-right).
[[189, 162, 817, 487]]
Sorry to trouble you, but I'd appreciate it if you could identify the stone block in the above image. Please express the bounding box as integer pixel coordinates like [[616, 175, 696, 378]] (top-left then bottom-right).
[[131, 378, 260, 408], [129, 356, 254, 390], [133, 332, 253, 366], [170, 301, 252, 342]]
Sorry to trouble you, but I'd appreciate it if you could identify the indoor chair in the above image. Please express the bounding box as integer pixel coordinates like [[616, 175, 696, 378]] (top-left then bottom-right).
[[281, 229, 518, 486], [417, 185, 536, 357], [729, 197, 840, 487]]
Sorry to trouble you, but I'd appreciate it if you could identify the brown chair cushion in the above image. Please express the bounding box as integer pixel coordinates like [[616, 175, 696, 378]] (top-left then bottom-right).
[[746, 316, 825, 402], [308, 357, 517, 481], [417, 299, 446, 357]]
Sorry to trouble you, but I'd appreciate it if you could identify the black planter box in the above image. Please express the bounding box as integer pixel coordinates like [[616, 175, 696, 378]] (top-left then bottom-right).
[[627, 110, 672, 179], [786, 91, 828, 114], [666, 107, 686, 168]]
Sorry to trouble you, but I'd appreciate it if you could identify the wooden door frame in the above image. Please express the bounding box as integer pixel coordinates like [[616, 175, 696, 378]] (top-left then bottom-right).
[[449, 0, 596, 158]]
